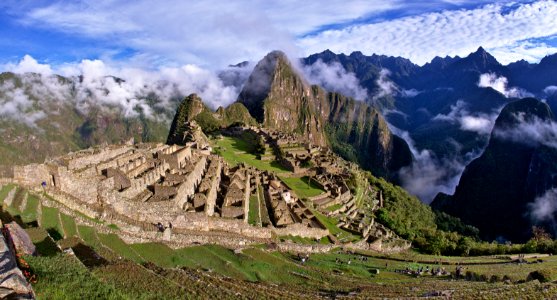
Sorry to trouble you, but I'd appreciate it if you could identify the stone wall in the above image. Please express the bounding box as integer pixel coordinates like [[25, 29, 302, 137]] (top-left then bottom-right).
[[274, 223, 329, 239], [121, 162, 169, 199], [13, 164, 50, 187], [205, 158, 222, 216], [45, 187, 102, 219], [243, 172, 251, 223], [95, 150, 140, 174], [159, 146, 192, 170], [56, 166, 101, 204], [67, 146, 131, 170], [175, 156, 207, 209]]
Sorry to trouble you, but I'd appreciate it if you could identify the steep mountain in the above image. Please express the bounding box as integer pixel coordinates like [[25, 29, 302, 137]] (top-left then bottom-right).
[[167, 93, 255, 144], [432, 98, 557, 242], [302, 47, 517, 163], [238, 51, 413, 179], [0, 72, 173, 176]]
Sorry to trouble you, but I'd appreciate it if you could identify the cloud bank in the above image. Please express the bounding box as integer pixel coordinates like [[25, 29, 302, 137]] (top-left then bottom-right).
[[1, 55, 251, 126], [433, 100, 498, 135], [529, 188, 557, 232], [303, 59, 368, 100], [478, 73, 532, 98], [390, 125, 480, 203], [494, 114, 557, 149]]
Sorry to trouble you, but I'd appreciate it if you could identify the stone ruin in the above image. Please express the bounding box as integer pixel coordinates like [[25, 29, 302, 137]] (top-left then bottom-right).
[[12, 141, 330, 248], [9, 123, 410, 252]]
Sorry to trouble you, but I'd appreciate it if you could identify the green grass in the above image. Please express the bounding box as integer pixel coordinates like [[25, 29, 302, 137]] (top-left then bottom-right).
[[26, 254, 126, 300], [25, 227, 60, 256], [280, 176, 325, 199], [4, 187, 24, 217], [77, 225, 102, 248], [212, 136, 288, 173], [107, 223, 119, 230], [248, 195, 260, 225], [98, 233, 143, 263], [41, 206, 64, 240], [130, 243, 187, 268], [0, 183, 15, 204], [326, 203, 343, 212], [21, 193, 40, 223], [310, 209, 361, 242], [60, 213, 78, 238]]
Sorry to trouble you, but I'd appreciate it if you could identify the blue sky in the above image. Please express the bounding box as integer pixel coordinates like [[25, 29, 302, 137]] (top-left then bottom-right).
[[1, 0, 557, 69]]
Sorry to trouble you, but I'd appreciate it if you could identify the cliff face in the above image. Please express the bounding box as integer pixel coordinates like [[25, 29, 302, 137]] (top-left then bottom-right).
[[237, 51, 413, 179], [238, 51, 327, 146], [432, 98, 557, 242]]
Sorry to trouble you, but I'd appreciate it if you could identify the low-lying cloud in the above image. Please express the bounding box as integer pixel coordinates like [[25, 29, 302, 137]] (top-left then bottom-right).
[[389, 125, 480, 203], [494, 114, 557, 149], [478, 73, 532, 98], [303, 59, 368, 100], [528, 188, 557, 224], [433, 100, 498, 135], [373, 69, 397, 100], [1, 55, 252, 127], [528, 188, 557, 234]]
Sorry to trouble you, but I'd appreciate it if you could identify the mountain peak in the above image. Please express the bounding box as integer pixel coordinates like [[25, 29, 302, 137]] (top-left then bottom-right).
[[465, 46, 500, 68], [237, 50, 304, 123]]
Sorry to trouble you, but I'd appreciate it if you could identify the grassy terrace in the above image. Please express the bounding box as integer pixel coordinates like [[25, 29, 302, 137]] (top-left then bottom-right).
[[212, 136, 287, 173], [279, 176, 324, 199], [310, 209, 361, 243], [212, 135, 326, 200], [0, 186, 556, 298], [248, 195, 260, 225]]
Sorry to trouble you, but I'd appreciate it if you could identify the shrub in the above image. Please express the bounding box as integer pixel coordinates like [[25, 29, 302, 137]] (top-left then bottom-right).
[[527, 270, 556, 283]]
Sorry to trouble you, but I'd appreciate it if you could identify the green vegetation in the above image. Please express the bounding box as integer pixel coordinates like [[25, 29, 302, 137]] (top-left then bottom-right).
[[98, 233, 143, 263], [41, 206, 64, 240], [60, 213, 78, 238], [0, 184, 15, 204], [27, 254, 125, 299], [21, 193, 40, 223], [248, 195, 260, 225], [77, 225, 102, 248], [310, 209, 360, 242], [280, 176, 324, 199], [212, 136, 287, 172]]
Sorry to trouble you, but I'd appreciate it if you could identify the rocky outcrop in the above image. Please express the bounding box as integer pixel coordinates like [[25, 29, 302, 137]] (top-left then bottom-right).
[[4, 222, 36, 256], [0, 222, 35, 299], [237, 51, 412, 178], [432, 98, 557, 242], [167, 94, 255, 145]]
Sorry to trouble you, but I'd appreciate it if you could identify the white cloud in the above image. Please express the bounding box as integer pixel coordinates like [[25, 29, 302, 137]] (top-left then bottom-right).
[[299, 1, 557, 65], [433, 100, 498, 135], [494, 114, 557, 149], [400, 89, 421, 98], [0, 54, 252, 127], [529, 188, 557, 222], [477, 73, 532, 98], [303, 59, 368, 100], [16, 1, 401, 67], [389, 124, 480, 203], [373, 69, 398, 100], [0, 81, 46, 128], [4, 55, 53, 75], [544, 85, 557, 96]]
